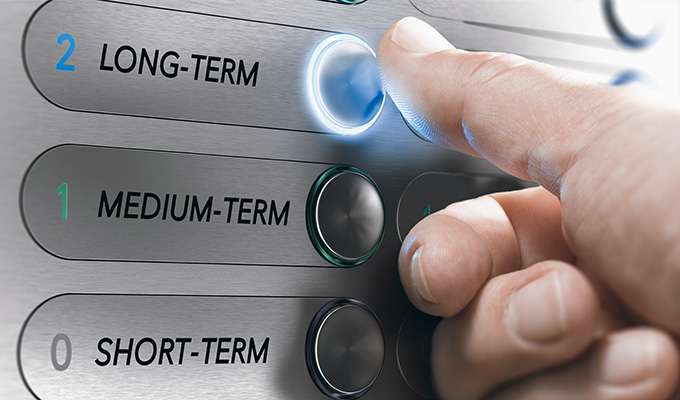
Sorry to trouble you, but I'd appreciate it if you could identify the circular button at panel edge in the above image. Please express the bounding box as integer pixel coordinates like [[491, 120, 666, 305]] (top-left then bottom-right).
[[306, 299, 385, 399], [603, 0, 664, 49], [307, 166, 385, 267]]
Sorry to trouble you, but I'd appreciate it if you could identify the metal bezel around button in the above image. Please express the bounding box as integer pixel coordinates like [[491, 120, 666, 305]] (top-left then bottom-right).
[[306, 166, 385, 267], [305, 298, 385, 399], [306, 34, 385, 135]]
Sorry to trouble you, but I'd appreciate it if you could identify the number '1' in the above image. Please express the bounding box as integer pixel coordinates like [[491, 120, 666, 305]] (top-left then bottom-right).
[[57, 183, 68, 220]]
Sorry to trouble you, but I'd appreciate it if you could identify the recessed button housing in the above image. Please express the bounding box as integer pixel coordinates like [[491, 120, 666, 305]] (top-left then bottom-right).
[[396, 312, 441, 398], [307, 34, 385, 135], [307, 166, 385, 266], [306, 299, 385, 399]]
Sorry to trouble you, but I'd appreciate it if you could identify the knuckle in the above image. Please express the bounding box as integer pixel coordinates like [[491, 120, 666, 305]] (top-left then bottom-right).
[[462, 52, 535, 86]]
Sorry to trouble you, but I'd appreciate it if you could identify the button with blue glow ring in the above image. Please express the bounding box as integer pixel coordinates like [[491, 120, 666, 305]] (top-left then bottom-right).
[[603, 0, 664, 49], [307, 34, 385, 135]]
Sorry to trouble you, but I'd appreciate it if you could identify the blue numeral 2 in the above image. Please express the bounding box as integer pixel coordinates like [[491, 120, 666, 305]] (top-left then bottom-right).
[[56, 33, 75, 72]]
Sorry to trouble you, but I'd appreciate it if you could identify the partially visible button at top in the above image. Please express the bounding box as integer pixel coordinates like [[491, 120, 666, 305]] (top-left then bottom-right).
[[307, 34, 385, 135], [604, 0, 664, 49]]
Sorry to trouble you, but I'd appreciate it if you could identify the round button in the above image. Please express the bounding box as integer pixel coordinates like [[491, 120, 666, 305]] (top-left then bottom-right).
[[604, 0, 664, 49], [306, 299, 385, 399], [396, 312, 441, 398], [307, 34, 385, 135], [307, 166, 385, 266]]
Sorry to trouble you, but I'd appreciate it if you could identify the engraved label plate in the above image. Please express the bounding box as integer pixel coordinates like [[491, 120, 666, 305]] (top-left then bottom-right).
[[24, 0, 340, 133], [19, 294, 331, 399], [21, 145, 336, 266]]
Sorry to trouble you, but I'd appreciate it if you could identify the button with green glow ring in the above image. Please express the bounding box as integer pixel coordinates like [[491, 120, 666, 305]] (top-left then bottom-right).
[[307, 166, 385, 267]]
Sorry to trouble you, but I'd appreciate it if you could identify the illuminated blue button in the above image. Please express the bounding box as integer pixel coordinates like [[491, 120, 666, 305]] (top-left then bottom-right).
[[307, 34, 385, 135]]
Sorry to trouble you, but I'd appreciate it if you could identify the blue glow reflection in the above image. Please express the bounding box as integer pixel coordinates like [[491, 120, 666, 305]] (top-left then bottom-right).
[[307, 34, 385, 135]]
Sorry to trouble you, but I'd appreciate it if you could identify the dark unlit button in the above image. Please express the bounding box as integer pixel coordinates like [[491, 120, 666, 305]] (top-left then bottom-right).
[[396, 312, 441, 398], [306, 299, 385, 399], [307, 166, 385, 266], [604, 0, 664, 48]]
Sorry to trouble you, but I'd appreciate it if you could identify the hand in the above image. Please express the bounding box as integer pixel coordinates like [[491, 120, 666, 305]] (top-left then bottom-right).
[[378, 17, 680, 400]]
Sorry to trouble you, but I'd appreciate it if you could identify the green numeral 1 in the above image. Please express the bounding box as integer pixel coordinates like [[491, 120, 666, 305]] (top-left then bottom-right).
[[56, 183, 68, 220]]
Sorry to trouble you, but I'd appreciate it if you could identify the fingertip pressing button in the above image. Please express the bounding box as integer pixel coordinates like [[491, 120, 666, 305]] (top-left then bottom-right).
[[307, 34, 385, 135]]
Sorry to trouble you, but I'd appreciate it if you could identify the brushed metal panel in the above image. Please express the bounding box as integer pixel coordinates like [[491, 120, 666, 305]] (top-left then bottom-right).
[[410, 0, 667, 40], [19, 294, 331, 399], [2, 1, 679, 400], [120, 0, 680, 93], [22, 145, 337, 266], [397, 172, 535, 241], [24, 0, 339, 133]]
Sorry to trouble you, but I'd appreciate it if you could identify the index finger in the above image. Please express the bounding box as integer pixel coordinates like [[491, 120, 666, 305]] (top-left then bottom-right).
[[377, 17, 633, 195]]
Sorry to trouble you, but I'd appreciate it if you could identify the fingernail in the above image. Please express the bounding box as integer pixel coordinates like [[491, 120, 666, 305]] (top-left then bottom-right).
[[507, 271, 568, 343], [599, 332, 657, 386], [391, 17, 454, 54], [411, 247, 438, 304]]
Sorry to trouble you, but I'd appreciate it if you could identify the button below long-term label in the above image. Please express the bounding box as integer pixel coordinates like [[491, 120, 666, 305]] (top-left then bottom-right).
[[19, 295, 332, 399], [21, 145, 335, 265], [24, 0, 345, 133]]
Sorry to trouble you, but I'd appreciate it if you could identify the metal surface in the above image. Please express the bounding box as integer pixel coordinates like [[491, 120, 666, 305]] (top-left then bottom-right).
[[1, 0, 678, 399], [397, 173, 534, 241], [396, 312, 441, 399], [22, 145, 332, 266], [20, 294, 330, 399], [24, 0, 333, 133]]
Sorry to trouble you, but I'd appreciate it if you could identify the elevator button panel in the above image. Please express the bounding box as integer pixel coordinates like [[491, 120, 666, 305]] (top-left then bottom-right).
[[24, 0, 382, 134], [19, 294, 337, 399], [3, 0, 679, 399], [22, 145, 383, 266]]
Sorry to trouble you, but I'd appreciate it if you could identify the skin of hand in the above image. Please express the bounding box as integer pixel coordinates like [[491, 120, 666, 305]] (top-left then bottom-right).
[[377, 17, 680, 400]]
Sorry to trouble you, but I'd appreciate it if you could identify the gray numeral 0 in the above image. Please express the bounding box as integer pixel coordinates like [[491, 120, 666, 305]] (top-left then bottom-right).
[[51, 333, 72, 371]]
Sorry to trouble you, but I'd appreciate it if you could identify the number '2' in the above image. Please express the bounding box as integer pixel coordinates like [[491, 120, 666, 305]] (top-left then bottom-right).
[[56, 33, 75, 72]]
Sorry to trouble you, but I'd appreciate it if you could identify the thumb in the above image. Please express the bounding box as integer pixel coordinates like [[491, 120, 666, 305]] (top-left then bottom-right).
[[378, 17, 680, 336], [377, 17, 628, 196]]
